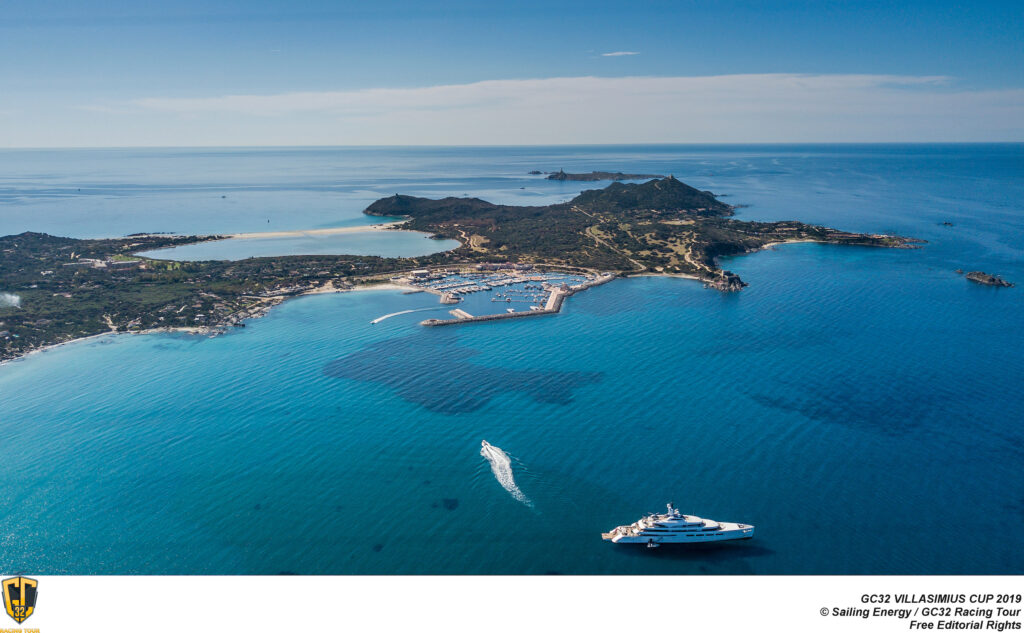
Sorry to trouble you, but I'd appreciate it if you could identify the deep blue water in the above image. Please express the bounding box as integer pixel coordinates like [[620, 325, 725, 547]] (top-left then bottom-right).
[[0, 145, 1022, 574]]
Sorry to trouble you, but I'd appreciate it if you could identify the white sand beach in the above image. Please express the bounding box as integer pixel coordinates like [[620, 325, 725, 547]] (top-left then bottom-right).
[[227, 222, 406, 240]]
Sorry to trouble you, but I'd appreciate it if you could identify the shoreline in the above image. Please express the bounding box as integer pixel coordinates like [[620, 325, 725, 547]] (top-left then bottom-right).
[[626, 271, 702, 281], [301, 281, 409, 295], [1, 281, 417, 367], [0, 234, 899, 367], [758, 239, 817, 250], [226, 222, 407, 240], [131, 221, 453, 260], [0, 331, 118, 367], [626, 238, 839, 288], [350, 283, 409, 293], [0, 326, 214, 368]]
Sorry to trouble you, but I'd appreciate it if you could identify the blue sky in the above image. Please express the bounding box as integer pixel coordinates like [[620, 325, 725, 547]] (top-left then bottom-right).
[[2, 0, 1022, 146]]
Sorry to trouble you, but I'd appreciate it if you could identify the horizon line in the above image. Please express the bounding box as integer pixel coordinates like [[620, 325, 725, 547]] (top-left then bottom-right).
[[3, 141, 1023, 151]]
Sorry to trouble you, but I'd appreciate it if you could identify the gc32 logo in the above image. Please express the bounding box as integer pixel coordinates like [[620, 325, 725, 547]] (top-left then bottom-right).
[[2, 576, 38, 624]]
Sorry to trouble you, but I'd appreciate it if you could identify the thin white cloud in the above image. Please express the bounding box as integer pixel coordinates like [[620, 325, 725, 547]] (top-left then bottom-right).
[[601, 51, 640, 57], [130, 74, 956, 117], [75, 104, 138, 114], [8, 74, 1024, 146]]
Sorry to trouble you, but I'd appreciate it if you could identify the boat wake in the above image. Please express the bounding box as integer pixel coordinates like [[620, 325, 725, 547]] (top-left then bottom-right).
[[370, 307, 443, 324], [480, 440, 533, 507]]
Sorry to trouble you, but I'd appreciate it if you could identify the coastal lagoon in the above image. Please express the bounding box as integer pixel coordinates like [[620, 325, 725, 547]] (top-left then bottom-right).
[[1, 145, 1022, 574], [135, 230, 461, 261]]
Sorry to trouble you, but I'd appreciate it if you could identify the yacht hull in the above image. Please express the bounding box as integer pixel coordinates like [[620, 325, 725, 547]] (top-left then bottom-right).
[[601, 510, 755, 545], [603, 526, 754, 544]]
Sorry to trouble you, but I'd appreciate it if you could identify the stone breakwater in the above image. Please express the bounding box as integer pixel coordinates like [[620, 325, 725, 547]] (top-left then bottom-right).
[[420, 273, 615, 327]]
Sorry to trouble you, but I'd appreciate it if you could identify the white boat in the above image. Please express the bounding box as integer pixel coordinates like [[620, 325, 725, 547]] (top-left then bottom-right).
[[601, 503, 754, 548]]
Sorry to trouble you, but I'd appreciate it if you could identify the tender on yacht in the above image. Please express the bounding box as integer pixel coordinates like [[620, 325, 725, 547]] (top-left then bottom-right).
[[601, 503, 754, 547]]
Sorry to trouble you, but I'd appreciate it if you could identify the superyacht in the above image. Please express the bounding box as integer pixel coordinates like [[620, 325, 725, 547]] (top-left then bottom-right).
[[601, 503, 754, 547]]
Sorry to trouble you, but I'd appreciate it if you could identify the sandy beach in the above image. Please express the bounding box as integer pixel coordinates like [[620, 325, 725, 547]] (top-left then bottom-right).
[[627, 271, 702, 281], [227, 222, 406, 240], [301, 281, 410, 296], [759, 239, 817, 250], [350, 283, 409, 293]]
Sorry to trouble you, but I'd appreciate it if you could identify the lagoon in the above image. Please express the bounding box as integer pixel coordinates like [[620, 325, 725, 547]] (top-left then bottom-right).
[[135, 229, 460, 261]]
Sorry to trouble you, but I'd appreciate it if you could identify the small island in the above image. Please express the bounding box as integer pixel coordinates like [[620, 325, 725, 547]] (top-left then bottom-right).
[[543, 169, 666, 181], [964, 271, 1014, 287], [1, 176, 920, 363]]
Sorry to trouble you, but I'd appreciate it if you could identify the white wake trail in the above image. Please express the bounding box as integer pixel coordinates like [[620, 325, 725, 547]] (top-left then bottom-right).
[[480, 440, 533, 507], [370, 306, 443, 324]]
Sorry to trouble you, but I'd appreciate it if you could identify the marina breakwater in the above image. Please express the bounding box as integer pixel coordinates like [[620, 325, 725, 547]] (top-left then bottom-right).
[[420, 273, 615, 327]]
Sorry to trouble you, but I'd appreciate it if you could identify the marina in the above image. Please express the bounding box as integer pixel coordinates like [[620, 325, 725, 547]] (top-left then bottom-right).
[[384, 265, 614, 326]]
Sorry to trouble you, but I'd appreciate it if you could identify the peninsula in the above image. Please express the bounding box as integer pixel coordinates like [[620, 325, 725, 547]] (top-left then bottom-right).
[[0, 177, 918, 363], [365, 176, 919, 291]]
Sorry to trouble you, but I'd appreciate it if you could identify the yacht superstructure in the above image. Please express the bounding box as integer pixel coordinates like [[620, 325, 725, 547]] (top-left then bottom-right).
[[601, 503, 754, 547]]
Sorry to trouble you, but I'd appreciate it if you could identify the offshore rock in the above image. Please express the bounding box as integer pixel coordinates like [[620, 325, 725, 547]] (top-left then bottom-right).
[[709, 271, 747, 292], [545, 169, 665, 182], [965, 271, 1013, 287]]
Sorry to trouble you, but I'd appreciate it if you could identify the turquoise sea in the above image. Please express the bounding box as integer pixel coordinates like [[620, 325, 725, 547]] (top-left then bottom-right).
[[1, 145, 1022, 574]]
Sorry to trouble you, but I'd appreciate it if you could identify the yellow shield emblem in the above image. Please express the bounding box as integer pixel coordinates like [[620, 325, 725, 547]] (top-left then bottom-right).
[[2, 576, 38, 624]]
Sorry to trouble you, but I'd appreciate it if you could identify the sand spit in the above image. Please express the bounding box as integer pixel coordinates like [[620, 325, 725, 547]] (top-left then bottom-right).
[[227, 222, 406, 240]]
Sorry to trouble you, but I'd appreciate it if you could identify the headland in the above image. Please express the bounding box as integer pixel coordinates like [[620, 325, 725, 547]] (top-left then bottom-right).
[[0, 176, 920, 363], [364, 175, 921, 291]]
